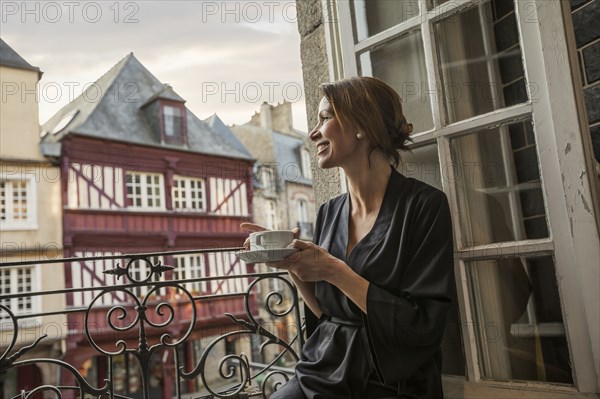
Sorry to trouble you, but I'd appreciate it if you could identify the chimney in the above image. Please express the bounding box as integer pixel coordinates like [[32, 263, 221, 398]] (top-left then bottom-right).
[[260, 102, 272, 129], [271, 101, 293, 134]]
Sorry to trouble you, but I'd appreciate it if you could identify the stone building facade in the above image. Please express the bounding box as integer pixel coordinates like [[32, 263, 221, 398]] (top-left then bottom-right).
[[231, 102, 315, 238], [0, 39, 64, 394]]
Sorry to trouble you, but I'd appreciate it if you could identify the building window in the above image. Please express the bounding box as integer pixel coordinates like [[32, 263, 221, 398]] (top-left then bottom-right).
[[162, 105, 184, 142], [173, 255, 206, 294], [125, 172, 164, 210], [331, 0, 596, 387], [301, 148, 312, 180], [0, 177, 36, 230], [0, 266, 37, 320], [264, 200, 277, 230], [296, 198, 308, 223], [296, 197, 313, 239], [261, 166, 274, 193], [173, 176, 206, 212]]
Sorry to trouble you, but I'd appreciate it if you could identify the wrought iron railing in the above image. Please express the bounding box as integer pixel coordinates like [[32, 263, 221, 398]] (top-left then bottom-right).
[[0, 248, 304, 398]]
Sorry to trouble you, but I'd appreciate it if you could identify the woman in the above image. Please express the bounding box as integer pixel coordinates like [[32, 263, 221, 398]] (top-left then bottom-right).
[[242, 77, 454, 398]]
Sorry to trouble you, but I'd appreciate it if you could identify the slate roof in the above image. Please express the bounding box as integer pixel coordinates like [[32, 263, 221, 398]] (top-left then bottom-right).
[[40, 53, 252, 161], [272, 131, 312, 186], [0, 38, 42, 77], [204, 114, 254, 159]]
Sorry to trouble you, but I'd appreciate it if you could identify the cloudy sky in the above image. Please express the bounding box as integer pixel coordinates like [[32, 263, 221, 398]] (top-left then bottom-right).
[[1, 0, 309, 130]]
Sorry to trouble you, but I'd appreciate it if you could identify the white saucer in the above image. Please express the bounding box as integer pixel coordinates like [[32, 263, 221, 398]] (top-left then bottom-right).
[[236, 248, 298, 263]]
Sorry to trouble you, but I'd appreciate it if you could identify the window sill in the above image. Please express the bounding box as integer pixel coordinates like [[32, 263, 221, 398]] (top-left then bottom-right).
[[442, 375, 589, 398]]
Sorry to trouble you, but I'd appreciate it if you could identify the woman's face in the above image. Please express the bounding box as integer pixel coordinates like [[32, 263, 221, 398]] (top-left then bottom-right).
[[309, 97, 362, 169]]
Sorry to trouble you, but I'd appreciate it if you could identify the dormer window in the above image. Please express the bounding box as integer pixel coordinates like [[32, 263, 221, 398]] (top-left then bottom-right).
[[161, 103, 186, 144]]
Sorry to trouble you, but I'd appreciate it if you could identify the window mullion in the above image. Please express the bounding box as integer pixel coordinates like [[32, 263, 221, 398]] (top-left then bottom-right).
[[420, 17, 444, 130], [185, 179, 191, 210], [201, 180, 206, 211], [515, 0, 599, 390], [353, 14, 422, 54], [141, 176, 147, 208], [456, 260, 482, 382], [438, 103, 532, 139], [10, 268, 16, 314], [437, 136, 463, 245], [160, 175, 165, 209], [425, 0, 484, 22], [336, 0, 358, 77], [6, 182, 14, 224], [456, 239, 554, 261], [322, 0, 345, 80], [438, 134, 480, 381]]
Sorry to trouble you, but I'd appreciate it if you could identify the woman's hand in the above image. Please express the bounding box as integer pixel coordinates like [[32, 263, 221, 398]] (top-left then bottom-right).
[[267, 239, 344, 283], [269, 239, 370, 313]]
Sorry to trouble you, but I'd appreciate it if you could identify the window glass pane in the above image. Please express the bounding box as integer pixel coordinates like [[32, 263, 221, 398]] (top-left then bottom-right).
[[450, 119, 548, 246], [0, 182, 5, 221], [0, 267, 35, 318], [398, 143, 465, 375], [435, 0, 527, 124], [163, 105, 183, 138], [466, 255, 573, 383], [398, 143, 442, 190], [352, 0, 419, 42], [14, 182, 27, 220], [358, 30, 434, 133], [172, 177, 205, 211]]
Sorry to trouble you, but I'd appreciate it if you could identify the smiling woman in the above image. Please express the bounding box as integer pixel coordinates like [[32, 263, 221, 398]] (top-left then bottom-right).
[[243, 76, 454, 399]]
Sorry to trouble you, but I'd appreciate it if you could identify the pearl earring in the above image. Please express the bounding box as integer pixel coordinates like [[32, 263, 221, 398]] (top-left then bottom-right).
[[356, 133, 363, 139]]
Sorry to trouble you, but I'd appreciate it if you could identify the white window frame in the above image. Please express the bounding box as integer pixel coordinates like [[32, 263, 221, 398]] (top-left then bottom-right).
[[125, 172, 165, 211], [0, 264, 41, 328], [163, 105, 183, 138], [329, 0, 600, 392], [0, 174, 37, 231], [172, 175, 206, 212]]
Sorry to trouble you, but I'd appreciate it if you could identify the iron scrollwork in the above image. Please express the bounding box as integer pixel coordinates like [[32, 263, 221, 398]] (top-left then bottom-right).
[[0, 250, 303, 399]]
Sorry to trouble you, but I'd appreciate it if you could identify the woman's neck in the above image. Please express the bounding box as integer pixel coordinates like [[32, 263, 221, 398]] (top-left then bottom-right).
[[343, 153, 392, 215]]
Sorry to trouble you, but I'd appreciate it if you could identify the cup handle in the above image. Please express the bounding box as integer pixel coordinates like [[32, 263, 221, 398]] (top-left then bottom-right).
[[256, 235, 262, 247]]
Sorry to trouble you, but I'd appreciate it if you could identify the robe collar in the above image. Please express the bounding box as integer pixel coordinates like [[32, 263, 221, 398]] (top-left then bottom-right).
[[335, 167, 405, 271]]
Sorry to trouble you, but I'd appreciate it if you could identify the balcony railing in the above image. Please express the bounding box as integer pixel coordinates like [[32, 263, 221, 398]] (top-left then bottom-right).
[[0, 248, 303, 398]]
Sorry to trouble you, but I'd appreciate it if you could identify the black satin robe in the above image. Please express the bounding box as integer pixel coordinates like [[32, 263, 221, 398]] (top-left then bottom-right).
[[295, 169, 454, 399]]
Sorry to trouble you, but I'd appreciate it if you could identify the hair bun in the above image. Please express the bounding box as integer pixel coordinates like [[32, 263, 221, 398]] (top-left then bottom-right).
[[390, 121, 413, 150]]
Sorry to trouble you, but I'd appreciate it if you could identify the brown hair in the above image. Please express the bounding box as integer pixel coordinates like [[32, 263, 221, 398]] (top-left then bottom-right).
[[319, 76, 413, 167]]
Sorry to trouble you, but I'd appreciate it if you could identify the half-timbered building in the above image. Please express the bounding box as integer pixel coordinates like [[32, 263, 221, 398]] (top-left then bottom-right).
[[40, 53, 255, 397]]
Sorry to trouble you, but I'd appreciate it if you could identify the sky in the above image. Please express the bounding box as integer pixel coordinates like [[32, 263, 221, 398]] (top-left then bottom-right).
[[1, 0, 309, 131]]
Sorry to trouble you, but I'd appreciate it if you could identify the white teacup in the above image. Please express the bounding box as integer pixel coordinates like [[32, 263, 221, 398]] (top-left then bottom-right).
[[249, 230, 294, 251]]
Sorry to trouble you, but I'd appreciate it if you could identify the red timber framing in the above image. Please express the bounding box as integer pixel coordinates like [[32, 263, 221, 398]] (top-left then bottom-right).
[[58, 134, 256, 392]]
